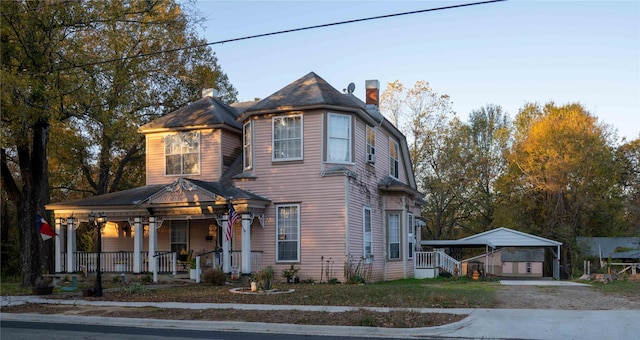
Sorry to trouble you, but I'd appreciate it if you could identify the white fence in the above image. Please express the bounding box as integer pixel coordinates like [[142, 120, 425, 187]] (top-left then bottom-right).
[[61, 251, 263, 274]]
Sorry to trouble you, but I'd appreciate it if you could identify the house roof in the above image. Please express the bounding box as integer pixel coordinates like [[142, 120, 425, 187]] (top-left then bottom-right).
[[139, 96, 242, 133], [576, 237, 640, 260], [46, 178, 269, 211], [421, 227, 562, 249], [244, 72, 369, 114]]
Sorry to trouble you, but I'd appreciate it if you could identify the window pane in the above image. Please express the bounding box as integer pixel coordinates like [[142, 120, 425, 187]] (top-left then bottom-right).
[[274, 116, 302, 160], [390, 243, 400, 259], [166, 155, 182, 175], [277, 204, 299, 261], [183, 153, 199, 174], [328, 114, 351, 162]]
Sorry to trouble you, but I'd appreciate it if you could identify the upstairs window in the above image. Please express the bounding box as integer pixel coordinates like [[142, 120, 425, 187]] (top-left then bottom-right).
[[389, 139, 399, 178], [273, 115, 302, 161], [243, 121, 253, 170], [165, 131, 200, 175], [327, 113, 351, 163], [366, 126, 376, 163]]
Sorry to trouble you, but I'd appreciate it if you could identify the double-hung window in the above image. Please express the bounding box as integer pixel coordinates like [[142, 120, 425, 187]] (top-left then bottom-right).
[[407, 214, 414, 259], [165, 131, 200, 175], [276, 204, 300, 262], [327, 113, 351, 163], [388, 212, 400, 260], [170, 220, 188, 254], [389, 139, 399, 178], [363, 207, 372, 263], [243, 121, 253, 170], [366, 126, 376, 163], [273, 115, 302, 161]]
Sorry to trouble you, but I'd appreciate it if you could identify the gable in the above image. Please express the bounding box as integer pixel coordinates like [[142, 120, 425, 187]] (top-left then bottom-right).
[[145, 178, 217, 204]]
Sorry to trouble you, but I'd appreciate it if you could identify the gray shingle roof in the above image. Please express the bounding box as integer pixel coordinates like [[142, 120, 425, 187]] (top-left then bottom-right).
[[245, 72, 369, 113], [139, 96, 241, 132]]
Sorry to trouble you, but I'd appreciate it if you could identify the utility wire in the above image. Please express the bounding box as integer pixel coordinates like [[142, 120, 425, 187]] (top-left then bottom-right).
[[55, 0, 507, 72]]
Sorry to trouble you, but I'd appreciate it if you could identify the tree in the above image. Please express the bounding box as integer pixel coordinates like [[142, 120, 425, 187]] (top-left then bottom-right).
[[49, 0, 237, 200], [503, 102, 622, 275], [380, 81, 468, 240], [1, 0, 237, 286], [615, 137, 640, 234], [462, 105, 511, 233], [1, 0, 87, 286]]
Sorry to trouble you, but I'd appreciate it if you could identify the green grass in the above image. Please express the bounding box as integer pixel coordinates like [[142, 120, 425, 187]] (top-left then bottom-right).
[[589, 279, 640, 296], [102, 276, 500, 308]]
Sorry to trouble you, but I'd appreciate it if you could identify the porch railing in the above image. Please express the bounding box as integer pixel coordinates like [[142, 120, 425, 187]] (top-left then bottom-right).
[[414, 251, 461, 274], [61, 250, 263, 274]]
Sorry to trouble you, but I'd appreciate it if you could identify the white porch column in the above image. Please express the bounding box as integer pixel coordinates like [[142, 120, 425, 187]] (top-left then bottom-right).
[[241, 213, 251, 275], [148, 216, 158, 276], [54, 218, 63, 273], [222, 214, 231, 273], [66, 217, 76, 273], [133, 217, 143, 273]]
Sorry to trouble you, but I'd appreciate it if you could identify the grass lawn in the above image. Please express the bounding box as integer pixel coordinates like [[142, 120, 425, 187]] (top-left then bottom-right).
[[1, 275, 500, 308], [103, 277, 501, 309]]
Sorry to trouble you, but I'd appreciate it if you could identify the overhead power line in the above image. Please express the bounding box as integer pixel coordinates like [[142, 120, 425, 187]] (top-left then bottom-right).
[[55, 0, 507, 72]]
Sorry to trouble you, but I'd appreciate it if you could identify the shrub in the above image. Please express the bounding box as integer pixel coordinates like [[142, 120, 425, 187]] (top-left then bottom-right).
[[201, 268, 227, 286]]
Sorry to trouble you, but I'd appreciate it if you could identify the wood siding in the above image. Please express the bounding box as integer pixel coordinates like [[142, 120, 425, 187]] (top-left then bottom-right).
[[145, 129, 239, 185]]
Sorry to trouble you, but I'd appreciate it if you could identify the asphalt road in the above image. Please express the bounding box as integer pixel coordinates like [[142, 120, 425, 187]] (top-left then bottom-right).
[[1, 320, 383, 340]]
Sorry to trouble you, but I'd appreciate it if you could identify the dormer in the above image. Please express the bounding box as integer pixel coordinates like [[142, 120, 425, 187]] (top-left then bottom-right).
[[139, 92, 242, 185]]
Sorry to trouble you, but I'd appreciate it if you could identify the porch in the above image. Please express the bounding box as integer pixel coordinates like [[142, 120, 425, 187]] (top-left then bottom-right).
[[414, 251, 461, 279], [58, 250, 263, 275]]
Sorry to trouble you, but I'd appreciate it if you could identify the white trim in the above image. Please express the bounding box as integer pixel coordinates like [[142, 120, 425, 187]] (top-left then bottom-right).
[[272, 114, 303, 162], [243, 121, 253, 170], [276, 203, 301, 262], [327, 112, 352, 163], [363, 207, 373, 263]]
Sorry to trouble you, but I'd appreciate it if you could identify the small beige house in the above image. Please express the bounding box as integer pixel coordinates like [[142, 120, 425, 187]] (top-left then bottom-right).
[[47, 72, 424, 282]]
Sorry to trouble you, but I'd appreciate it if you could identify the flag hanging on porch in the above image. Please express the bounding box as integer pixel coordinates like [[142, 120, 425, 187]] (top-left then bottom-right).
[[226, 204, 238, 241], [37, 214, 55, 241]]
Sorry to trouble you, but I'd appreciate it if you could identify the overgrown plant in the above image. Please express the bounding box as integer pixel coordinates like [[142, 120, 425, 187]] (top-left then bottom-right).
[[282, 264, 299, 283], [201, 268, 227, 286], [344, 255, 372, 284], [253, 266, 274, 290]]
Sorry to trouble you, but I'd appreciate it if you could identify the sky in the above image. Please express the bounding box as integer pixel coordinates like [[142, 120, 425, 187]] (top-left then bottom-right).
[[192, 0, 639, 142]]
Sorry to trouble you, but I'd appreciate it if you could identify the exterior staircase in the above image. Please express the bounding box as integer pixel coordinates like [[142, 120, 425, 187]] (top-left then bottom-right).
[[414, 250, 461, 279]]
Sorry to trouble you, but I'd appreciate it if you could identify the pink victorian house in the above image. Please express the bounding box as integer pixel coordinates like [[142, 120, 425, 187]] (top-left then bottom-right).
[[47, 72, 424, 282]]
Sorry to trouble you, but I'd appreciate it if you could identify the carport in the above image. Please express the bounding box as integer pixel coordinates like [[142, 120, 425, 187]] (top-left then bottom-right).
[[420, 228, 562, 280]]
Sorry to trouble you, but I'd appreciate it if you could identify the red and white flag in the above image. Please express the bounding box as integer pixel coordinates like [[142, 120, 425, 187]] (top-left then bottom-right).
[[37, 214, 55, 241]]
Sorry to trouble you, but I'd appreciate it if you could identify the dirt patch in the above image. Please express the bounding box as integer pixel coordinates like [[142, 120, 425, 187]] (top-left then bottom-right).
[[495, 284, 640, 310], [0, 304, 464, 328]]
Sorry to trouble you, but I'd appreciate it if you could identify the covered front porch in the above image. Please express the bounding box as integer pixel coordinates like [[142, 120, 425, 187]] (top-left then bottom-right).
[[46, 178, 271, 282]]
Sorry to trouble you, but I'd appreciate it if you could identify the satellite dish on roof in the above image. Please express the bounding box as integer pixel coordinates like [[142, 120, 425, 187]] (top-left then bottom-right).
[[346, 83, 355, 94]]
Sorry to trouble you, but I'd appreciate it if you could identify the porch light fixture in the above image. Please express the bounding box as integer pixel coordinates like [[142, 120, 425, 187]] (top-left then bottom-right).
[[89, 212, 107, 297]]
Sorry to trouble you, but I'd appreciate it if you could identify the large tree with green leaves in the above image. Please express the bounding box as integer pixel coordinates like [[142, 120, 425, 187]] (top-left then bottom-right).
[[1, 0, 88, 286], [1, 0, 236, 286], [49, 0, 237, 201]]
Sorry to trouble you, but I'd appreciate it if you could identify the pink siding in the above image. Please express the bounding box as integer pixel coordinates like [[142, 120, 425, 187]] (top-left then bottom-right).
[[145, 130, 236, 185], [237, 112, 349, 281]]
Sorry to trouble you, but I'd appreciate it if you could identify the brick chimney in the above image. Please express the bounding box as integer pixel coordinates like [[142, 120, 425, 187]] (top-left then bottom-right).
[[365, 80, 379, 109]]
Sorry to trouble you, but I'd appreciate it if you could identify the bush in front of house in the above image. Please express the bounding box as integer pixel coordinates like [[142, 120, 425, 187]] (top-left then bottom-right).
[[202, 268, 227, 285]]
